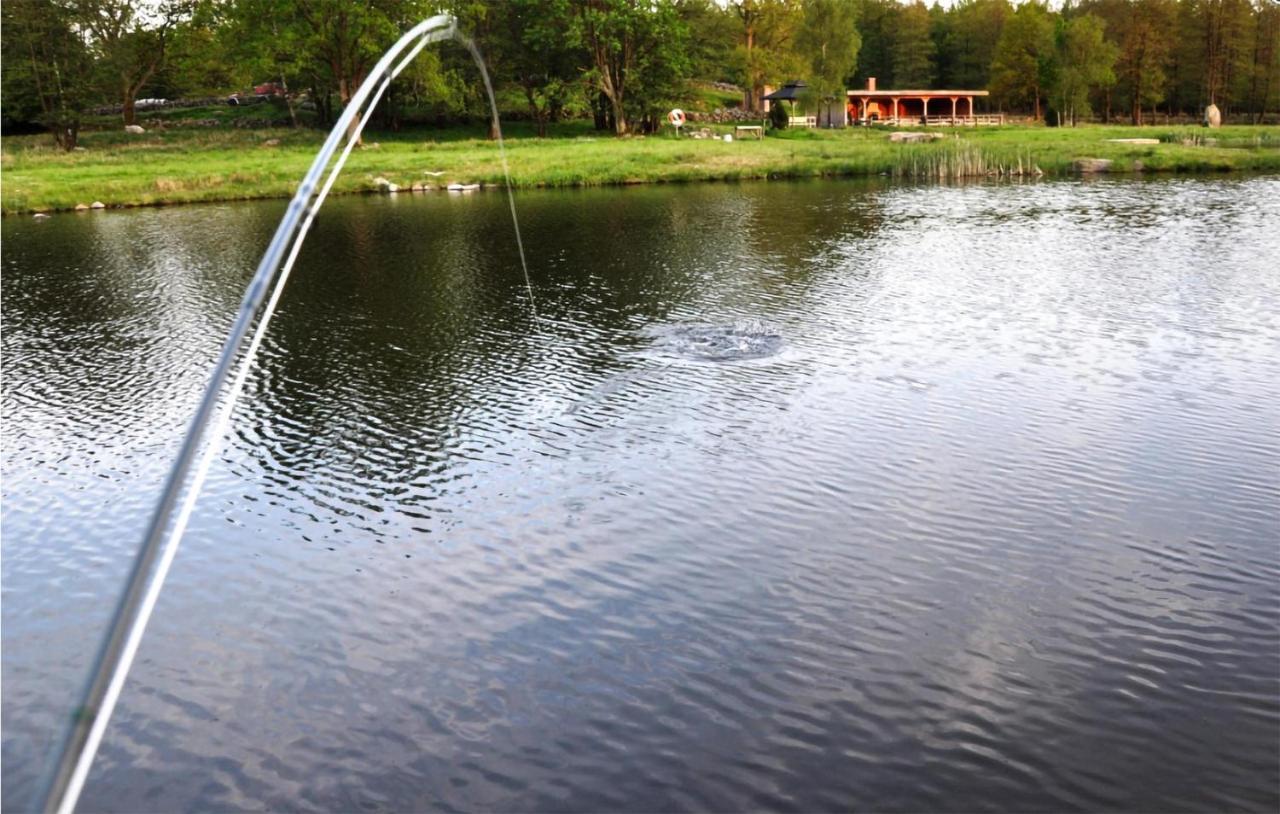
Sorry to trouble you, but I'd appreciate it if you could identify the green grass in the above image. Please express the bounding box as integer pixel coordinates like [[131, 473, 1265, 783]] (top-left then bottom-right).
[[3, 119, 1278, 214], [686, 82, 744, 112]]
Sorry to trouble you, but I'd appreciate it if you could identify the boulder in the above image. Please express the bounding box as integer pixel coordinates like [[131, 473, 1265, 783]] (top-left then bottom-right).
[[91, 201, 106, 209], [373, 177, 399, 193], [124, 124, 145, 134], [1204, 104, 1221, 128], [446, 182, 479, 192], [1073, 158, 1112, 173], [33, 213, 50, 219]]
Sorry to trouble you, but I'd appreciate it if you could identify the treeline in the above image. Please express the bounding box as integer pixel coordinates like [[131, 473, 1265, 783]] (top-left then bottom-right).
[[3, 0, 1278, 149], [855, 0, 1280, 124]]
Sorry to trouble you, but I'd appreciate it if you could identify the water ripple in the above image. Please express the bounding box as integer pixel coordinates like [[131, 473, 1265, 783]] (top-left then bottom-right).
[[3, 179, 1278, 812]]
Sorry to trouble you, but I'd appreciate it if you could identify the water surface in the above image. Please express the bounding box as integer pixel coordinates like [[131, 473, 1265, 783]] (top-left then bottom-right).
[[4, 177, 1279, 812]]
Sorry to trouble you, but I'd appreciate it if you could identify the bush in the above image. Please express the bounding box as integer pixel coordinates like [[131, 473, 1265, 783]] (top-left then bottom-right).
[[769, 104, 789, 130]]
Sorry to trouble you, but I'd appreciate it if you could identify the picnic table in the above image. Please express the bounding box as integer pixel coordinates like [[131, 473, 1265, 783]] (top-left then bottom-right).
[[734, 125, 764, 140]]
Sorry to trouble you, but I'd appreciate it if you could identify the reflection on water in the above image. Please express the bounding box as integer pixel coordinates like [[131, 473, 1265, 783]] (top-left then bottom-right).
[[3, 178, 1279, 812]]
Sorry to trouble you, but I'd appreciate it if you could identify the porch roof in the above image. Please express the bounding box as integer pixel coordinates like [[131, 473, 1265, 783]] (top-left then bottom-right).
[[848, 89, 989, 97]]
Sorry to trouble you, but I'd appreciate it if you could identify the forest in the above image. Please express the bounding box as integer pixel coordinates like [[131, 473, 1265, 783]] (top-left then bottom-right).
[[4, 0, 1279, 150]]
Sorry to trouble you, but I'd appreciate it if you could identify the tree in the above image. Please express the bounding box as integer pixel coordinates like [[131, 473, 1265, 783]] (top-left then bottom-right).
[[796, 0, 860, 124], [1115, 0, 1175, 123], [989, 0, 1055, 117], [853, 0, 893, 85], [797, 0, 861, 95], [572, 0, 690, 134], [679, 0, 740, 84], [1, 0, 95, 148], [892, 0, 937, 88], [490, 0, 581, 136], [79, 0, 193, 126], [940, 0, 1011, 90], [732, 0, 803, 111], [1201, 0, 1254, 108], [1052, 13, 1118, 124], [1244, 0, 1280, 122], [242, 0, 422, 141]]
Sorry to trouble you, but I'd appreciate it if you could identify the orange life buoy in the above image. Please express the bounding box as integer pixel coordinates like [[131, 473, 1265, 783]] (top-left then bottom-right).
[[668, 108, 686, 127]]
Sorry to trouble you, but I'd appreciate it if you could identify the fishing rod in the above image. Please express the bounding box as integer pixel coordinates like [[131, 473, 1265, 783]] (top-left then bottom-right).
[[40, 15, 534, 813]]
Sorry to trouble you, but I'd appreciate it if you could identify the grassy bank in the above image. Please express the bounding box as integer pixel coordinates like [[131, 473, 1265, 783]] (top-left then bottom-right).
[[3, 121, 1278, 214]]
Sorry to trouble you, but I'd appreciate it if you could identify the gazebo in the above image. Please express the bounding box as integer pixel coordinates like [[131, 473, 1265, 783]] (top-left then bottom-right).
[[847, 77, 1002, 126], [763, 81, 816, 127]]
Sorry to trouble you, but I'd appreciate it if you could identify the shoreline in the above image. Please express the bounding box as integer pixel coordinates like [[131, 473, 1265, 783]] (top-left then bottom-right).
[[4, 123, 1279, 215]]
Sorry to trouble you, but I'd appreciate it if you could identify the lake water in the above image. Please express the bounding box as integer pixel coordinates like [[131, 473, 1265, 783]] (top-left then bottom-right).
[[3, 177, 1278, 812]]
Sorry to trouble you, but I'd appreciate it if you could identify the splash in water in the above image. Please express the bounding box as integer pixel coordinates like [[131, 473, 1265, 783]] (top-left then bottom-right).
[[645, 320, 785, 362]]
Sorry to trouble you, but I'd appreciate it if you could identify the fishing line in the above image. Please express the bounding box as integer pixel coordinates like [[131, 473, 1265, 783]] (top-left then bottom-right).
[[40, 15, 534, 813]]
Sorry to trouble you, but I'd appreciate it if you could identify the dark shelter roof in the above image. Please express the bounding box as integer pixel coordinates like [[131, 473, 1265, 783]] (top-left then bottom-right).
[[763, 81, 808, 101]]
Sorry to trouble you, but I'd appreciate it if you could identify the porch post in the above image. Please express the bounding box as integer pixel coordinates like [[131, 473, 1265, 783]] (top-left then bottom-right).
[[950, 96, 957, 125], [922, 97, 929, 122], [892, 97, 899, 124]]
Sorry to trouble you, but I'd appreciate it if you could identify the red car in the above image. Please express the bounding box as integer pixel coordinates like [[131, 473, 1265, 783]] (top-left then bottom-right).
[[253, 81, 286, 98]]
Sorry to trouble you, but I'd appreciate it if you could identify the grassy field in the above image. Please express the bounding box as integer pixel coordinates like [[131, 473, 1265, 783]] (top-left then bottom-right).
[[3, 119, 1278, 214]]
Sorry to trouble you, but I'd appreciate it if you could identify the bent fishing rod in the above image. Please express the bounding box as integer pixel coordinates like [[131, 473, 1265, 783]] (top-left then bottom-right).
[[40, 15, 535, 813]]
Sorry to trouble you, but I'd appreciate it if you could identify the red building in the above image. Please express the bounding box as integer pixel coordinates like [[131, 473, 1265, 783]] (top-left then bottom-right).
[[847, 78, 1002, 126]]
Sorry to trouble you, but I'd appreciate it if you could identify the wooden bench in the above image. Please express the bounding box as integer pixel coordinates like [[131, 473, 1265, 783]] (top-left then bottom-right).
[[734, 125, 764, 140], [788, 115, 817, 128]]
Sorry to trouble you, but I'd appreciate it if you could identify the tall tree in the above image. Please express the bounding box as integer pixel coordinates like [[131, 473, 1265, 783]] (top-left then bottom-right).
[[732, 0, 803, 111], [1052, 13, 1118, 124], [1244, 0, 1280, 121], [853, 0, 896, 86], [892, 0, 937, 87], [989, 0, 1055, 116], [79, 0, 193, 126], [1, 0, 95, 148], [573, 0, 690, 135], [942, 0, 1011, 90], [492, 0, 581, 136], [252, 0, 421, 141], [1115, 0, 1175, 122], [679, 0, 740, 84], [797, 0, 861, 95]]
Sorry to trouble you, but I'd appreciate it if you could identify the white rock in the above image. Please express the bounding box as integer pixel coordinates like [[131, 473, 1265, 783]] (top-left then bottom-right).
[[91, 201, 106, 209], [124, 124, 145, 134], [373, 177, 398, 193], [446, 183, 479, 192], [33, 213, 50, 219], [1204, 104, 1221, 129], [723, 134, 733, 143], [75, 203, 90, 211]]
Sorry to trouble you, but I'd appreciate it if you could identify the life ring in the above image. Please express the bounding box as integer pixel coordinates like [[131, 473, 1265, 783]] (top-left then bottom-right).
[[668, 108, 686, 127]]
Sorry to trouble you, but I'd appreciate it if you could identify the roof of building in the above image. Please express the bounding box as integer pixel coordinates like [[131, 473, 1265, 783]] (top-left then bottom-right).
[[847, 89, 990, 97], [763, 81, 808, 101]]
